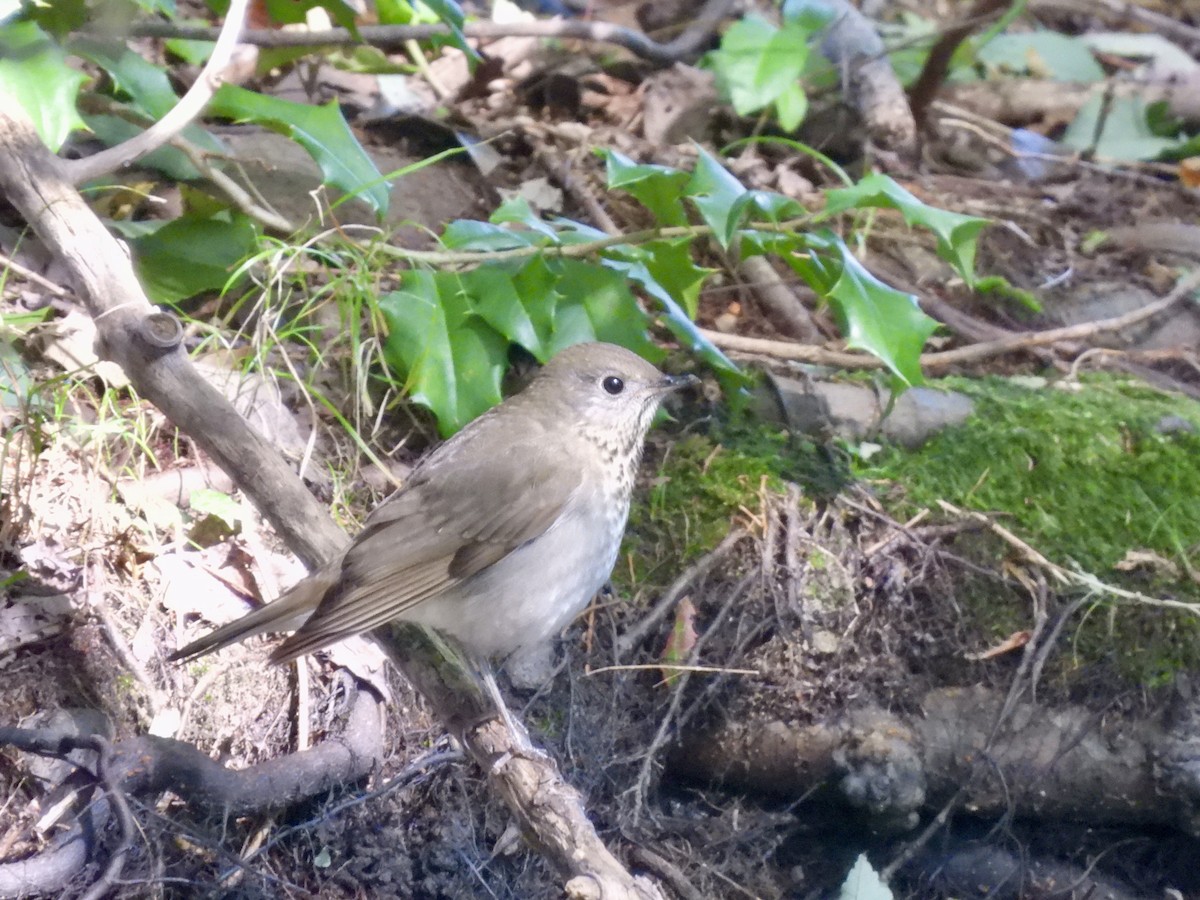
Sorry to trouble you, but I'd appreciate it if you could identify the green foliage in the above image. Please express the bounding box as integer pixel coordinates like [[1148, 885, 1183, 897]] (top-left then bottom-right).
[[209, 86, 390, 216], [1063, 95, 1184, 161], [376, 0, 474, 59], [377, 260, 661, 436], [975, 30, 1105, 81], [189, 488, 242, 529], [945, 15, 1200, 162], [1, 5, 388, 213], [3, 0, 989, 447], [115, 213, 260, 305], [71, 34, 227, 178], [0, 20, 87, 151], [859, 376, 1200, 582], [702, 5, 831, 131], [262, 0, 360, 32], [0, 329, 37, 416], [859, 375, 1200, 686], [824, 243, 937, 387], [379, 149, 986, 434], [823, 174, 986, 287]]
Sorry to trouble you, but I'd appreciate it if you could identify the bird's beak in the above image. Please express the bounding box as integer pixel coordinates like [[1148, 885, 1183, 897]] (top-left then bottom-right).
[[656, 373, 700, 393]]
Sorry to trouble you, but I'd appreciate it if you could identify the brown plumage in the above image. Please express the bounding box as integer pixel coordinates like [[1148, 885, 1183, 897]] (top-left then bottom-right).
[[170, 342, 695, 666]]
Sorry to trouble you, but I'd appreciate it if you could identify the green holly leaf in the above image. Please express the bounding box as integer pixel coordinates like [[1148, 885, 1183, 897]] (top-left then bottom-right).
[[491, 196, 562, 240], [443, 220, 539, 251], [602, 149, 689, 227], [826, 243, 937, 386], [464, 264, 547, 359], [728, 189, 806, 229], [600, 254, 741, 386], [378, 271, 508, 435], [210, 85, 389, 217], [685, 147, 747, 248], [125, 213, 259, 305], [551, 260, 660, 360], [824, 173, 988, 285], [0, 20, 87, 151]]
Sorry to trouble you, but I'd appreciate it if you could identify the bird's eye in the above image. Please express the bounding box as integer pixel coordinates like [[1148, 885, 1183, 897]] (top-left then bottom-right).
[[602, 375, 625, 395]]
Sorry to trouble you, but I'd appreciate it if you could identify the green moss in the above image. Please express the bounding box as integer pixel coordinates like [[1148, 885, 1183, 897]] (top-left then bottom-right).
[[858, 375, 1200, 684], [858, 376, 1200, 580], [624, 375, 1200, 685], [623, 421, 838, 591]]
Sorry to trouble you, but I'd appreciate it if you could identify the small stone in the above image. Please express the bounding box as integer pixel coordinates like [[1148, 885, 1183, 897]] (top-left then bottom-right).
[[713, 312, 739, 333]]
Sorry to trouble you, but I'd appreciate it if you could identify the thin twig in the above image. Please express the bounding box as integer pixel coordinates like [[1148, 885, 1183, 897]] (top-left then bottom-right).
[[127, 0, 734, 65], [232, 747, 462, 875], [616, 528, 747, 660], [627, 573, 755, 823], [68, 0, 252, 184], [702, 266, 1200, 370], [171, 139, 296, 233], [0, 250, 71, 297], [938, 500, 1200, 616]]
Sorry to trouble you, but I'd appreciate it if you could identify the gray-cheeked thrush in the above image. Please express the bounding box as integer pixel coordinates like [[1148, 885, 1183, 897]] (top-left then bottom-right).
[[171, 342, 696, 700]]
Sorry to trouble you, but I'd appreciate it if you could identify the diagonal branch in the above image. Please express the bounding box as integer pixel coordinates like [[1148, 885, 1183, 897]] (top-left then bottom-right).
[[68, 0, 252, 185]]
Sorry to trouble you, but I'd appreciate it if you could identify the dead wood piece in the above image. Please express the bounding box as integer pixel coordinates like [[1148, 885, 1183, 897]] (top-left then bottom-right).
[[1101, 223, 1200, 258], [0, 815, 90, 900], [738, 256, 822, 343], [670, 686, 1200, 836], [816, 0, 917, 161], [0, 730, 131, 900], [669, 718, 841, 797], [919, 686, 1178, 826], [111, 685, 384, 817], [0, 688, 383, 899]]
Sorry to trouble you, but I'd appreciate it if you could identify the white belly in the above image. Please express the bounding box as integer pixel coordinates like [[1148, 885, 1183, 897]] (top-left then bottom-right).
[[403, 501, 621, 658]]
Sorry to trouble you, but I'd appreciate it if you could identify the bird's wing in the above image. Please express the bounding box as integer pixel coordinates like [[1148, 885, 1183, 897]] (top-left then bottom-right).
[[270, 426, 582, 662]]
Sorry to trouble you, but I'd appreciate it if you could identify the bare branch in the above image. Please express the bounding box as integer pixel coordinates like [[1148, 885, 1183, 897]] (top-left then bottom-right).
[[68, 0, 252, 184], [127, 0, 734, 66]]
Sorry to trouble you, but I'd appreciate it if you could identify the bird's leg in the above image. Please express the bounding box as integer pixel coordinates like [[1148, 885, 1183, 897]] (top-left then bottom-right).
[[480, 664, 531, 750], [473, 658, 553, 764]]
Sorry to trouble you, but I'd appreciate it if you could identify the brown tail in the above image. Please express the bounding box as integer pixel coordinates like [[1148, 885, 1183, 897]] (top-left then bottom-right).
[[168, 577, 327, 662]]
